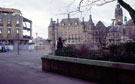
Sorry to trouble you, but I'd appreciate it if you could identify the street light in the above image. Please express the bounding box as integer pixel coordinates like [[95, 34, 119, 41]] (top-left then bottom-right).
[[111, 19, 116, 44], [51, 21, 56, 55], [46, 39, 52, 54], [36, 33, 38, 52], [17, 40, 20, 55]]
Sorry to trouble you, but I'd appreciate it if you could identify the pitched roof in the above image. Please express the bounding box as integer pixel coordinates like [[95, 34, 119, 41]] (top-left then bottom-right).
[[96, 21, 106, 28], [109, 27, 119, 32], [126, 19, 135, 26], [60, 18, 81, 25]]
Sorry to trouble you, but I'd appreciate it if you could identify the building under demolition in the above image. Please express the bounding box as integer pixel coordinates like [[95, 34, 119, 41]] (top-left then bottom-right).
[[0, 7, 32, 50]]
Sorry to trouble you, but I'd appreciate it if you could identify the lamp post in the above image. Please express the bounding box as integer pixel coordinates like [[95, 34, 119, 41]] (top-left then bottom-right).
[[111, 19, 116, 44], [51, 21, 56, 55], [36, 33, 38, 52], [46, 39, 52, 53], [17, 40, 20, 55]]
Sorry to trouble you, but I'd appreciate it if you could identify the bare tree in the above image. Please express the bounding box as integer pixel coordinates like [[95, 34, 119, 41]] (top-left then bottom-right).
[[118, 0, 135, 24], [76, 0, 135, 24], [92, 21, 109, 49]]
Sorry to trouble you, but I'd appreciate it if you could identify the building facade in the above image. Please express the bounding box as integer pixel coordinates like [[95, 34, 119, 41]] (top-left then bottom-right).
[[107, 4, 135, 45], [48, 4, 135, 49], [0, 7, 32, 49], [48, 14, 96, 47]]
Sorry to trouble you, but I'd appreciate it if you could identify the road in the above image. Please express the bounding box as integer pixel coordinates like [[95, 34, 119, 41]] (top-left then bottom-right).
[[0, 50, 97, 84]]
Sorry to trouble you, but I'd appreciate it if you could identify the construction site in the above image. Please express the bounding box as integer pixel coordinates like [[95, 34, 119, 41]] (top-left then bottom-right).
[[0, 7, 32, 50]]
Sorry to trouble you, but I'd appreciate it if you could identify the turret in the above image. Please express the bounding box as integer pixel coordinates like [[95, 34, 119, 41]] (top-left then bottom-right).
[[115, 4, 123, 27], [124, 16, 127, 25], [89, 15, 93, 24]]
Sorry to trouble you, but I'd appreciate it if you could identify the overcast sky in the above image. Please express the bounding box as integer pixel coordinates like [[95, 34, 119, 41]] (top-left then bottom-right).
[[0, 0, 134, 39]]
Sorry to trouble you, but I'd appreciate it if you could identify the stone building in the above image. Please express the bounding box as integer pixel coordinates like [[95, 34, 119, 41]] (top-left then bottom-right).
[[48, 4, 135, 49], [92, 21, 109, 48], [48, 14, 103, 49], [107, 4, 135, 45], [0, 7, 32, 49], [115, 4, 123, 28]]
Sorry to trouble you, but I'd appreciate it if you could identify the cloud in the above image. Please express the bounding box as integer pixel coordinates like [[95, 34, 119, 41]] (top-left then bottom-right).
[[0, 0, 134, 39]]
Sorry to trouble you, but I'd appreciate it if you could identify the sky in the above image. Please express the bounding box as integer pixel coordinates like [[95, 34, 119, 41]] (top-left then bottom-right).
[[0, 0, 134, 39]]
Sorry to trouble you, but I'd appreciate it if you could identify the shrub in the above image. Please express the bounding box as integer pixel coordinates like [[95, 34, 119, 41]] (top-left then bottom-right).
[[55, 43, 135, 64], [55, 45, 77, 57], [108, 44, 120, 55]]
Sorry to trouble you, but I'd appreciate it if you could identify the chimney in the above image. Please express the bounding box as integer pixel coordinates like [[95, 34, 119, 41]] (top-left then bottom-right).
[[82, 17, 84, 25], [82, 17, 84, 22], [68, 14, 70, 19], [57, 19, 59, 23], [57, 19, 59, 25], [49, 18, 53, 27], [51, 18, 53, 22]]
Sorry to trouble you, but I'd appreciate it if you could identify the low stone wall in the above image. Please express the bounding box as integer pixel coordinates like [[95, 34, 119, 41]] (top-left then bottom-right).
[[41, 55, 135, 84]]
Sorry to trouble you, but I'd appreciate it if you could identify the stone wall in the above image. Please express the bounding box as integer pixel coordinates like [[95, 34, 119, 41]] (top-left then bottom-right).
[[42, 55, 135, 84]]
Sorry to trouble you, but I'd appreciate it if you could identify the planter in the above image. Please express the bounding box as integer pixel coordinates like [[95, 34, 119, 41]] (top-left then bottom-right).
[[41, 55, 135, 84]]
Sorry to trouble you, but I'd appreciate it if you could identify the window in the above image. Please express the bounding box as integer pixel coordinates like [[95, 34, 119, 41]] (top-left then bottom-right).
[[62, 23, 65, 26], [0, 29, 2, 34], [8, 18, 11, 24], [16, 18, 19, 24], [68, 23, 71, 26], [16, 29, 19, 34], [0, 18, 2, 24], [75, 22, 78, 25], [8, 29, 11, 34]]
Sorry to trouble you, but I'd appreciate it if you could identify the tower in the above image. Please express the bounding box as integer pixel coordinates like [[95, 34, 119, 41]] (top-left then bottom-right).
[[115, 4, 123, 28]]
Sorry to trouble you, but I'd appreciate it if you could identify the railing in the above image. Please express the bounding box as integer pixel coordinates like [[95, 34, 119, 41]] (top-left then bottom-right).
[[23, 35, 31, 39], [23, 27, 31, 31]]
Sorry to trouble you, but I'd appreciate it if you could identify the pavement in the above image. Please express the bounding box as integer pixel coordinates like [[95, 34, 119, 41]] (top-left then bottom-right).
[[0, 50, 97, 84]]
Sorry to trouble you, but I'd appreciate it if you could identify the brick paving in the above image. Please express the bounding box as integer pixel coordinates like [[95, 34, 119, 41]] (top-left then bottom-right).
[[0, 50, 97, 84]]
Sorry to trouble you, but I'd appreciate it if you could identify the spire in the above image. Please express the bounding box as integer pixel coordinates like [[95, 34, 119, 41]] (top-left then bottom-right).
[[89, 15, 93, 24]]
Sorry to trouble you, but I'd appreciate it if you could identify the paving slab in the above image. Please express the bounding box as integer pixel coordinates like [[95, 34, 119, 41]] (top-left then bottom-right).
[[0, 50, 97, 84]]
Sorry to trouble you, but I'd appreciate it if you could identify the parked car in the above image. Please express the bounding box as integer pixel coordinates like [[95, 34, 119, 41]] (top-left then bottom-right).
[[0, 46, 9, 52]]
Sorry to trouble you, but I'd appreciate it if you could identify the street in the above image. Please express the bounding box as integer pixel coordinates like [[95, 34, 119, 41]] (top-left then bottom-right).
[[0, 50, 97, 84]]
